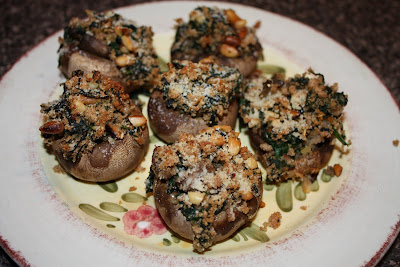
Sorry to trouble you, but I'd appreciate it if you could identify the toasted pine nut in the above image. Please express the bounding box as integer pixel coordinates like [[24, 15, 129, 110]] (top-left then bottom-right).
[[225, 9, 240, 24], [220, 44, 239, 58], [129, 115, 147, 127], [115, 54, 134, 67], [107, 124, 124, 139], [115, 25, 123, 36], [234, 19, 247, 29], [210, 133, 225, 146], [224, 36, 241, 47], [39, 121, 64, 134], [333, 164, 343, 177], [245, 157, 258, 169], [121, 35, 135, 52], [199, 56, 215, 64], [188, 191, 205, 205], [241, 191, 253, 201], [228, 137, 241, 155], [72, 99, 86, 114]]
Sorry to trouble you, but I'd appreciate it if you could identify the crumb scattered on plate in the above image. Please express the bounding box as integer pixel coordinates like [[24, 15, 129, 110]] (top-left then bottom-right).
[[260, 212, 282, 231], [300, 206, 307, 210], [135, 164, 146, 173], [393, 139, 399, 147], [53, 164, 65, 174], [129, 186, 137, 191]]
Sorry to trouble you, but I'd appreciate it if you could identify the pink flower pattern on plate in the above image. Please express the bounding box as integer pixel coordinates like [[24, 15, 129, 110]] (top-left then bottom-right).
[[123, 205, 167, 238]]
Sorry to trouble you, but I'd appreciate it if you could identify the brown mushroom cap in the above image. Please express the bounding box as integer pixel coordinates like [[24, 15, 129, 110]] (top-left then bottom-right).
[[59, 50, 122, 88], [148, 90, 239, 144], [153, 175, 262, 243], [53, 126, 149, 182], [248, 129, 334, 179]]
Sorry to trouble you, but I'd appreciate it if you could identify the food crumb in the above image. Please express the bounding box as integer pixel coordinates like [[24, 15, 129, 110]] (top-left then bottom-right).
[[119, 200, 122, 204], [260, 222, 268, 232], [53, 164, 65, 174], [142, 201, 147, 205], [393, 139, 399, 147], [129, 186, 137, 191], [259, 201, 266, 208], [260, 211, 282, 231], [300, 206, 307, 210], [135, 164, 146, 173], [268, 212, 282, 229], [135, 177, 140, 180], [333, 164, 343, 177]]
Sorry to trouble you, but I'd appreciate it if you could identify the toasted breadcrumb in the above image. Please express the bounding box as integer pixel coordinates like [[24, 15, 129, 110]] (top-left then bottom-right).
[[53, 164, 65, 174], [333, 164, 343, 177], [129, 186, 137, 191], [260, 211, 282, 231], [240, 69, 348, 183], [300, 206, 307, 210], [149, 126, 262, 252], [171, 6, 263, 62], [267, 212, 282, 229], [157, 60, 242, 124], [135, 164, 146, 173], [40, 71, 146, 162], [393, 139, 399, 147], [59, 10, 159, 90]]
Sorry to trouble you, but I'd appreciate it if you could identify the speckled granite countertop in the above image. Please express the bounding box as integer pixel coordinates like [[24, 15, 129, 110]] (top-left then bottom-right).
[[0, 0, 399, 266]]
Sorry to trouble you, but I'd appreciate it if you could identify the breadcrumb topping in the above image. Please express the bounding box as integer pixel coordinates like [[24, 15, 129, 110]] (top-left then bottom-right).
[[157, 60, 242, 124], [148, 126, 261, 252], [59, 10, 159, 90], [171, 6, 263, 61], [40, 70, 146, 162], [240, 69, 348, 182]]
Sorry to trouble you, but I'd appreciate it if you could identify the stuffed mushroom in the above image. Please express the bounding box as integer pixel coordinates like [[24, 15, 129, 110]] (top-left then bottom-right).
[[171, 6, 263, 77], [58, 10, 160, 93], [40, 70, 149, 182], [240, 69, 348, 184], [148, 59, 242, 143], [146, 126, 263, 252]]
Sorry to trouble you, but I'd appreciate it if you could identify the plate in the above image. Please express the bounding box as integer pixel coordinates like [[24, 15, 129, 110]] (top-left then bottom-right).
[[0, 1, 399, 266]]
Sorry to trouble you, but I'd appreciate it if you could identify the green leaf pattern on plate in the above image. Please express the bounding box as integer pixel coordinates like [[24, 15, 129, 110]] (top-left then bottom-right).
[[121, 193, 148, 203], [100, 202, 128, 212], [276, 182, 293, 212], [239, 223, 270, 243], [79, 204, 120, 221], [294, 183, 306, 201], [163, 238, 172, 246], [97, 182, 118, 193]]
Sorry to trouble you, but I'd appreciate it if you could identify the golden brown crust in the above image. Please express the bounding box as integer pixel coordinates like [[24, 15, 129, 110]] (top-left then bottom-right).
[[53, 127, 149, 182], [148, 90, 238, 143], [149, 127, 262, 251]]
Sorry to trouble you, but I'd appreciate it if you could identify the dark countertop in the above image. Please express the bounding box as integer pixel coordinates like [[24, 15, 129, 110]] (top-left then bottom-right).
[[0, 0, 399, 266]]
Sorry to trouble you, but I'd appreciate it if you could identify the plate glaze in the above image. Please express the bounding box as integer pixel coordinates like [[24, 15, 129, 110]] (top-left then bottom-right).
[[0, 2, 399, 266]]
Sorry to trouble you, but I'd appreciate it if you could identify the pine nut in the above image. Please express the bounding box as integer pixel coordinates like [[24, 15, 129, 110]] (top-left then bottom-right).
[[228, 137, 241, 155], [121, 35, 135, 52], [129, 115, 147, 127], [220, 44, 240, 58], [188, 191, 205, 205]]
